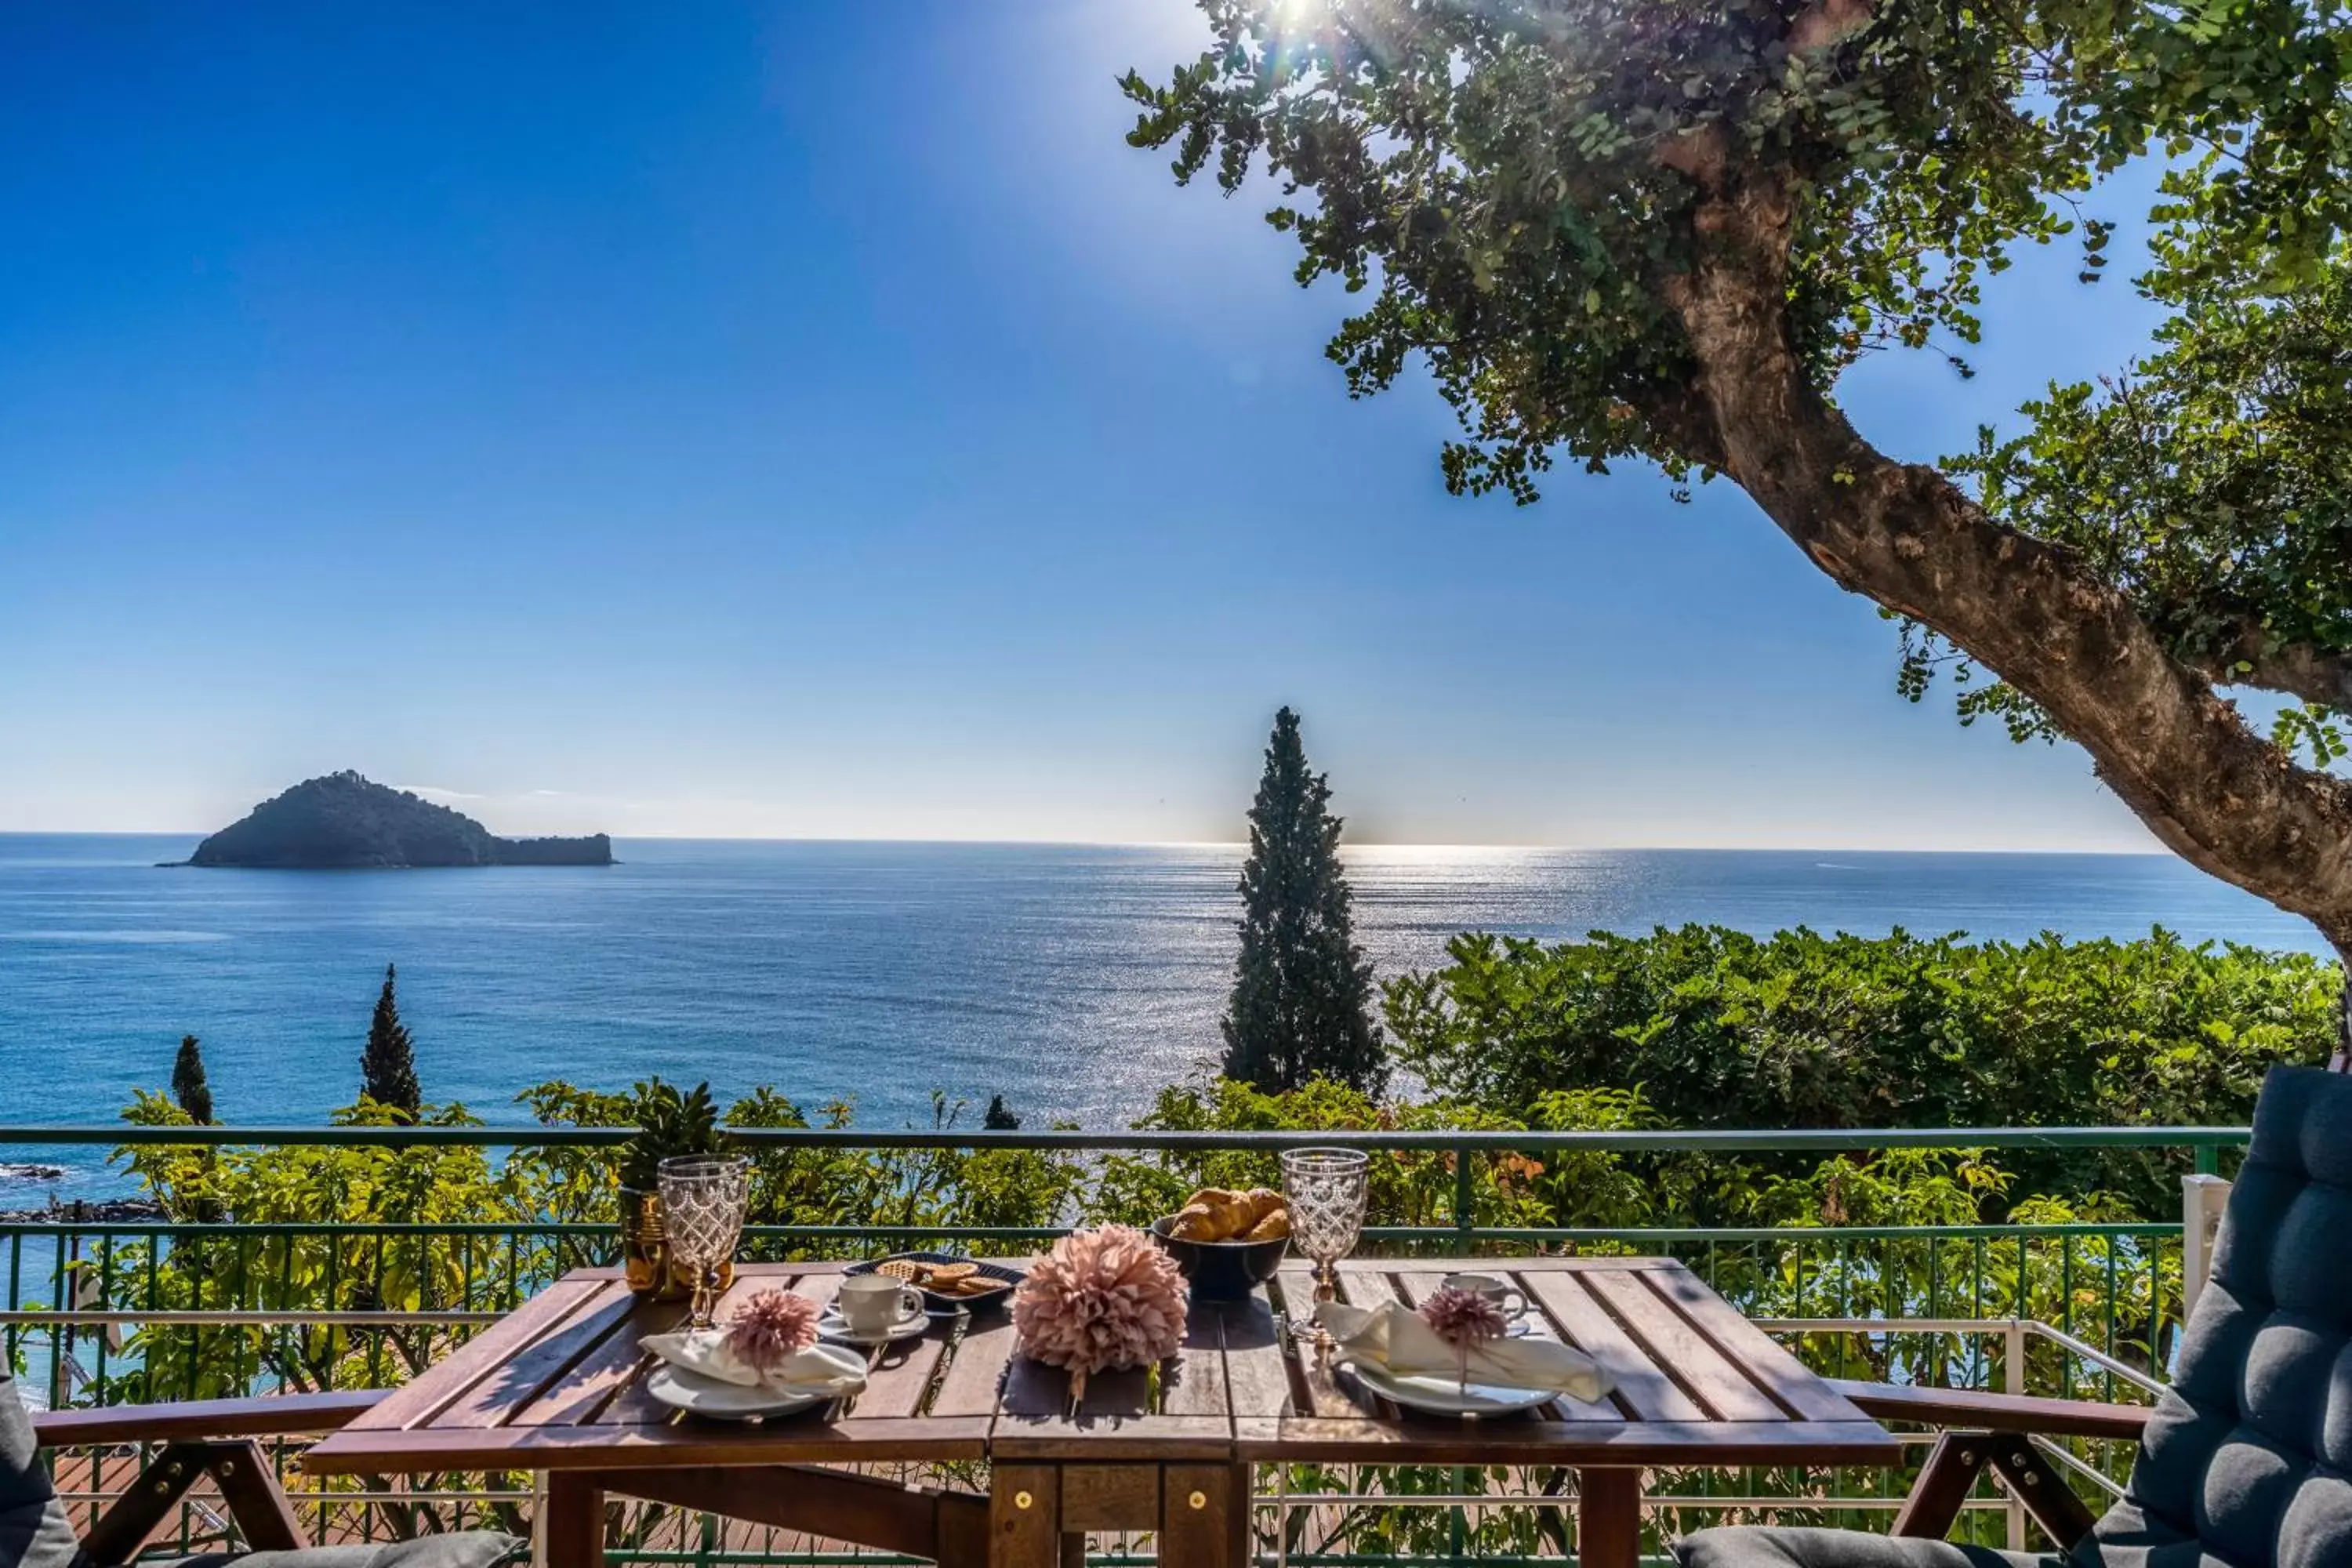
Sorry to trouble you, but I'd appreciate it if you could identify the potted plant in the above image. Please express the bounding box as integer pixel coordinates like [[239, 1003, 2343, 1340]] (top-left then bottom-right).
[[618, 1078, 730, 1300]]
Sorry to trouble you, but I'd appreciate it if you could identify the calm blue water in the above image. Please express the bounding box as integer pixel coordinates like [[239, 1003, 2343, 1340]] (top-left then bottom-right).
[[0, 835, 2327, 1172]]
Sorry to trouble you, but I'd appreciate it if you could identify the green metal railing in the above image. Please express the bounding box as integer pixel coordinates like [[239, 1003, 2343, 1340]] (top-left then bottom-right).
[[1, 1122, 2242, 1566]]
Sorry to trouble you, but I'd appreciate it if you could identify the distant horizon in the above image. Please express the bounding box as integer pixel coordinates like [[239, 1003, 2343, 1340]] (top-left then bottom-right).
[[4, 2, 2203, 861], [1, 827, 2176, 858]]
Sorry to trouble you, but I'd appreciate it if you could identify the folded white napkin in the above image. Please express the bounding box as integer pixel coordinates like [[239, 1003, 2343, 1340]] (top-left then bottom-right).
[[643, 1330, 869, 1396], [1317, 1300, 1613, 1403]]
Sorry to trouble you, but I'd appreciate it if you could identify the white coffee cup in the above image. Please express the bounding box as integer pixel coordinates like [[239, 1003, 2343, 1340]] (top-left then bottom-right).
[[839, 1274, 924, 1334], [1439, 1272, 1529, 1321]]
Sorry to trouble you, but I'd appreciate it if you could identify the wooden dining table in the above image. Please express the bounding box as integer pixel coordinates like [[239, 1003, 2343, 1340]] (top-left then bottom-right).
[[303, 1256, 1900, 1568]]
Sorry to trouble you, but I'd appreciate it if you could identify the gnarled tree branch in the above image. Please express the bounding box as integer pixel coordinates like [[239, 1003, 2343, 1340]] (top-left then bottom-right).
[[2187, 625, 2352, 713], [1663, 183, 2352, 971]]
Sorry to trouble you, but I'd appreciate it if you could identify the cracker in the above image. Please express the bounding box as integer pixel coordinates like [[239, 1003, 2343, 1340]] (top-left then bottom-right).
[[877, 1258, 924, 1282], [925, 1261, 978, 1283]]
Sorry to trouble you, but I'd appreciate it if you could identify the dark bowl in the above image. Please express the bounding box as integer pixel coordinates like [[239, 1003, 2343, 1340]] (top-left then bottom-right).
[[1148, 1215, 1289, 1303]]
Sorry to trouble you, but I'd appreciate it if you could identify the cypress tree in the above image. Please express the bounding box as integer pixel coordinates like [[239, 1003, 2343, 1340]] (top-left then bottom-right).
[[360, 964, 422, 1119], [1220, 707, 1386, 1094], [172, 1033, 215, 1124]]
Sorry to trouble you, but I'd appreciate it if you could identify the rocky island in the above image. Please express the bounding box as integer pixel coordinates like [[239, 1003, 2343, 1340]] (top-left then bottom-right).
[[183, 771, 612, 869]]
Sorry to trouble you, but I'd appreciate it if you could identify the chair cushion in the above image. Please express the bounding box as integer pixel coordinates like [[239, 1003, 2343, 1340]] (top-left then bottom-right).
[[163, 1533, 527, 1568], [0, 1374, 88, 1568], [1675, 1525, 2047, 1568], [2107, 1065, 2352, 1568], [2066, 1500, 2242, 1568]]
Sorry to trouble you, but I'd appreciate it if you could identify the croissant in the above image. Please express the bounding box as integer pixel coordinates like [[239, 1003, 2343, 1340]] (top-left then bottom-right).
[[1240, 1207, 1290, 1242], [1236, 1189, 1286, 1229], [1169, 1203, 1221, 1241], [1189, 1189, 1259, 1240]]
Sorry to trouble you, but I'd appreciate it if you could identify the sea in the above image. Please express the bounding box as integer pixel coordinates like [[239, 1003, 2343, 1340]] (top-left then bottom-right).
[[0, 833, 2330, 1197]]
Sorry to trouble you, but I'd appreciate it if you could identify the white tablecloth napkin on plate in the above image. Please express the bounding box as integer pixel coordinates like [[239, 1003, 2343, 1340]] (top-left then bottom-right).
[[1316, 1300, 1613, 1403], [643, 1330, 869, 1396]]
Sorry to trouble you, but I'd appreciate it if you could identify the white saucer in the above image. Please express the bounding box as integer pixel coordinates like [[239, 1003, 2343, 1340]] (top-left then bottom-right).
[[1345, 1358, 1559, 1417], [817, 1306, 929, 1345], [645, 1363, 835, 1421]]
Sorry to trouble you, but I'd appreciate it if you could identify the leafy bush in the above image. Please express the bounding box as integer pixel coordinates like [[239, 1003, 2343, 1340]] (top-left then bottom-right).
[[1385, 924, 2337, 1214]]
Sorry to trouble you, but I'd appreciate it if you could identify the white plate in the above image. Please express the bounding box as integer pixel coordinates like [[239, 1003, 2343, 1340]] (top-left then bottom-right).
[[1345, 1358, 1559, 1416], [645, 1364, 835, 1421], [817, 1306, 929, 1345]]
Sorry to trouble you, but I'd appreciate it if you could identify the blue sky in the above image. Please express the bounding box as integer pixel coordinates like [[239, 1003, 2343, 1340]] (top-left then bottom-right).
[[2, 2, 2186, 848]]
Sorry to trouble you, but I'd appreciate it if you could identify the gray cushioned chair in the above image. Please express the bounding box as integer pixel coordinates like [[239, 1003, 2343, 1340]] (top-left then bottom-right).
[[1, 1374, 523, 1568], [1678, 1063, 2352, 1568]]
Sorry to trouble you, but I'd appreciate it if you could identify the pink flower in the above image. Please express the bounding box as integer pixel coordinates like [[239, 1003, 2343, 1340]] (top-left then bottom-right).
[[1420, 1287, 1507, 1389], [723, 1289, 820, 1373], [1012, 1225, 1186, 1399], [1419, 1286, 1508, 1347]]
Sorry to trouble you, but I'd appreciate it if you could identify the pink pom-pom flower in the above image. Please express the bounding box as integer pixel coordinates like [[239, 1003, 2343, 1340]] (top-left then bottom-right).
[[1012, 1224, 1187, 1399], [1418, 1287, 1508, 1348], [1419, 1286, 1507, 1391], [723, 1288, 821, 1374]]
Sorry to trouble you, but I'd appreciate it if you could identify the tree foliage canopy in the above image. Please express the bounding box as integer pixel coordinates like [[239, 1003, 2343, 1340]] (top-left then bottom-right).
[[1222, 707, 1387, 1093], [360, 963, 422, 1120], [1123, 0, 2352, 977], [170, 1033, 213, 1126]]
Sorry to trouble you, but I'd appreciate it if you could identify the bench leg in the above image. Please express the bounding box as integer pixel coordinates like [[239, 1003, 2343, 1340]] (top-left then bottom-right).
[[1578, 1468, 1642, 1568], [542, 1474, 604, 1568], [205, 1440, 304, 1552], [990, 1465, 1061, 1568], [1892, 1433, 1991, 1539], [82, 1441, 211, 1566], [1160, 1464, 1247, 1568], [1986, 1437, 2099, 1552]]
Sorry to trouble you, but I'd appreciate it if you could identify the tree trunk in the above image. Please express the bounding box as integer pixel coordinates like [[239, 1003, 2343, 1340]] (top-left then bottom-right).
[[1661, 173, 2352, 1070]]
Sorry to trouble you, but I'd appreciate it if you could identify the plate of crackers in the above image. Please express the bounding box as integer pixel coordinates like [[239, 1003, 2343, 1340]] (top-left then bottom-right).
[[846, 1252, 1025, 1314]]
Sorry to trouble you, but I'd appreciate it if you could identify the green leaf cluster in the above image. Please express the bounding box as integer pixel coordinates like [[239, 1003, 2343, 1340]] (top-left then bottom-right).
[[1385, 922, 2338, 1214], [601, 1078, 727, 1191]]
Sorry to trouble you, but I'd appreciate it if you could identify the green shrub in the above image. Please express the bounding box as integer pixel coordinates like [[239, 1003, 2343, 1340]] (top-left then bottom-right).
[[1385, 924, 2338, 1213]]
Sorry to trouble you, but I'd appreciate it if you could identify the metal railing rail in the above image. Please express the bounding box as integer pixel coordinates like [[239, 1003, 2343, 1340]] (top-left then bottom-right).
[[2, 1124, 2253, 1151]]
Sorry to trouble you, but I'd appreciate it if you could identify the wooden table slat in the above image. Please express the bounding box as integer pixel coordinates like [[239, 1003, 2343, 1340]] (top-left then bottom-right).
[[1581, 1269, 1788, 1422], [346, 1275, 605, 1432], [1159, 1301, 1230, 1418], [1076, 1363, 1153, 1418], [1642, 1265, 1874, 1424], [1388, 1271, 1453, 1307], [1215, 1297, 1294, 1424], [853, 1326, 955, 1420], [1518, 1270, 1706, 1424], [431, 1280, 641, 1431], [929, 1314, 1018, 1417], [512, 1295, 687, 1428]]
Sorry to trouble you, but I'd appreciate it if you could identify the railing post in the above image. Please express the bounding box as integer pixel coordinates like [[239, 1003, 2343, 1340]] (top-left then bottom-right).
[[2004, 1320, 2027, 1552], [1454, 1142, 1475, 1253], [2180, 1174, 2230, 1320]]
